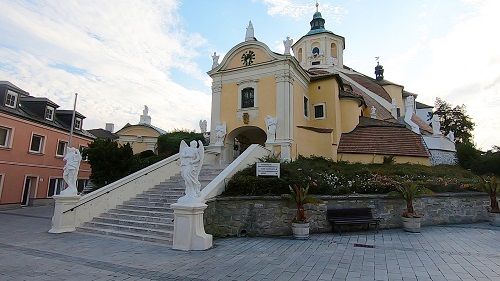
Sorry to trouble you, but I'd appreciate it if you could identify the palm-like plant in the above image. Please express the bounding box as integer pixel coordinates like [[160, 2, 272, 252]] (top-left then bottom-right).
[[480, 176, 499, 213], [289, 184, 319, 223], [388, 183, 433, 218]]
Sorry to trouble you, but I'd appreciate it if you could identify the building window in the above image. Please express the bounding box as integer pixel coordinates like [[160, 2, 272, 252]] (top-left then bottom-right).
[[303, 96, 309, 117], [77, 179, 88, 193], [0, 126, 12, 148], [5, 90, 18, 108], [29, 134, 45, 153], [56, 140, 68, 157], [312, 61, 320, 65], [45, 106, 54, 121], [330, 43, 337, 58], [48, 178, 65, 197], [314, 104, 325, 119], [396, 108, 401, 118], [74, 118, 82, 130], [312, 47, 320, 57], [79, 145, 89, 161], [241, 87, 255, 108]]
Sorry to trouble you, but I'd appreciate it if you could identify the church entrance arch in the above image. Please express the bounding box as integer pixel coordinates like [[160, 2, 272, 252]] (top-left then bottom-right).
[[226, 126, 267, 160]]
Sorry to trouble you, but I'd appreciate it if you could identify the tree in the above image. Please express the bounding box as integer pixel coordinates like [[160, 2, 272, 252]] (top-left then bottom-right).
[[84, 139, 135, 188], [433, 98, 475, 144], [157, 130, 207, 156]]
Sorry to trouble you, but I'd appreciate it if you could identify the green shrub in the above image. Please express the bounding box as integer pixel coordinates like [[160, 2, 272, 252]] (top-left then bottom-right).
[[224, 156, 480, 196], [157, 130, 206, 157]]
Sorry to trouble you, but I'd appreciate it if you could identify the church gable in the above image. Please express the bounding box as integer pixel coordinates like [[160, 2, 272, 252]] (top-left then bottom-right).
[[212, 41, 282, 73]]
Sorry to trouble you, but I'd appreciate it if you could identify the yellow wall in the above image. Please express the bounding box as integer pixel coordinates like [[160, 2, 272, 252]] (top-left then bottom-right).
[[337, 153, 431, 166], [225, 48, 273, 70], [340, 99, 361, 133], [220, 75, 276, 142], [295, 127, 334, 159], [382, 84, 405, 117], [116, 126, 161, 154]]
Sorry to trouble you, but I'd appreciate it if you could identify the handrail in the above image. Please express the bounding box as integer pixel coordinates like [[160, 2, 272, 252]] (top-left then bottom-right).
[[63, 153, 180, 214]]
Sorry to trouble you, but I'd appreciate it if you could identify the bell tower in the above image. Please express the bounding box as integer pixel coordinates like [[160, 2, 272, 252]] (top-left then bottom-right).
[[292, 2, 345, 70]]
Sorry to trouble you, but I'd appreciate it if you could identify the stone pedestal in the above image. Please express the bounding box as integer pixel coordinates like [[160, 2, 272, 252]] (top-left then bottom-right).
[[48, 195, 80, 234], [171, 202, 213, 251]]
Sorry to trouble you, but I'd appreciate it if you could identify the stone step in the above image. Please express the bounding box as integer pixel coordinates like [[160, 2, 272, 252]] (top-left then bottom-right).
[[125, 200, 175, 207], [77, 226, 172, 244], [93, 217, 173, 230], [141, 192, 184, 197], [117, 204, 174, 213], [132, 196, 181, 202], [101, 212, 174, 223], [83, 221, 172, 237], [109, 208, 173, 218]]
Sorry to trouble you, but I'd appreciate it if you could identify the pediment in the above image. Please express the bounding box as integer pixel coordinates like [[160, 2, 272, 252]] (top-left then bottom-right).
[[209, 41, 284, 74]]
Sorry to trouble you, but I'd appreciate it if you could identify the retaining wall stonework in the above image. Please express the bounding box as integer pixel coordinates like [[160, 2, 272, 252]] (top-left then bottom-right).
[[204, 193, 491, 237]]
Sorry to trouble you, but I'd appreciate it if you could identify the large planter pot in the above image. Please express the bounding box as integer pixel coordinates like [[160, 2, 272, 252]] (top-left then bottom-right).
[[292, 222, 310, 239], [490, 212, 500, 227], [402, 216, 421, 233]]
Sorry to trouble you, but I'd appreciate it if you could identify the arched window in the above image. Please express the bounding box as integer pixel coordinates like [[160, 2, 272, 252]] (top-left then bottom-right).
[[330, 43, 337, 58], [298, 48, 303, 62], [241, 87, 255, 108]]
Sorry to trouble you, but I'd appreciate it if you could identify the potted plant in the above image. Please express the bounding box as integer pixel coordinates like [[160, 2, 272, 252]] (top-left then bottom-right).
[[480, 176, 500, 226], [389, 183, 433, 233], [289, 183, 319, 239]]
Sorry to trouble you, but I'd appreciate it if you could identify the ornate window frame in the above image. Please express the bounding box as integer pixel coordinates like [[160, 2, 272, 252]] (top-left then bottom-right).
[[237, 79, 258, 111]]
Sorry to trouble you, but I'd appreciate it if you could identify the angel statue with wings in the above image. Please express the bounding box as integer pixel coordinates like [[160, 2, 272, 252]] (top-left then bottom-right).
[[178, 140, 205, 203]]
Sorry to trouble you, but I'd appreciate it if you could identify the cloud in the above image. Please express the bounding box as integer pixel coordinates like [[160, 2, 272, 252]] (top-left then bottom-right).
[[0, 0, 211, 133], [259, 0, 347, 23], [383, 0, 500, 150]]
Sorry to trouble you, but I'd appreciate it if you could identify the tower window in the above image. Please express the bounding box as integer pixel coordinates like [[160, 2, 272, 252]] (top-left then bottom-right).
[[330, 43, 337, 58], [312, 47, 320, 57], [298, 48, 303, 62], [241, 87, 255, 108]]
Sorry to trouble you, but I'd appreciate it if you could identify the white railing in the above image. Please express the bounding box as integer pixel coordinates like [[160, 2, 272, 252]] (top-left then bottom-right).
[[200, 144, 271, 201], [68, 153, 181, 227]]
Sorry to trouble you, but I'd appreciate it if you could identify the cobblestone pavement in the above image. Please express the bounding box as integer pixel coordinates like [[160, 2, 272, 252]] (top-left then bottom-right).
[[0, 206, 499, 281]]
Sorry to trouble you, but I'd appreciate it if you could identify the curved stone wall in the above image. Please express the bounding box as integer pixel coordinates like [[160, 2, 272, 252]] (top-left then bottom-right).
[[204, 193, 491, 237]]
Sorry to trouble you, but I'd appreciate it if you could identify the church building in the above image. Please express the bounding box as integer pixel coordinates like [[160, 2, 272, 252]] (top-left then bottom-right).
[[207, 6, 456, 166]]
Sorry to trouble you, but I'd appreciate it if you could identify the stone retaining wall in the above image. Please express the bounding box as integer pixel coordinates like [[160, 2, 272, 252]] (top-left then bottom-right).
[[204, 193, 491, 237]]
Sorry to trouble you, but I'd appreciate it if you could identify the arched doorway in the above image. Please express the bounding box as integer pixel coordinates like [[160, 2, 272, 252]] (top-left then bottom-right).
[[226, 126, 267, 161]]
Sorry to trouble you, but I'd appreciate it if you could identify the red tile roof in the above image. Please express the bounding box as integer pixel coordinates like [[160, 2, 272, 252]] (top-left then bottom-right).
[[345, 73, 392, 102], [338, 118, 430, 157]]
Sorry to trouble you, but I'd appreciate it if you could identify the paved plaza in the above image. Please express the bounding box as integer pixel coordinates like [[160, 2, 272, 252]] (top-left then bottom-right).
[[0, 206, 499, 281]]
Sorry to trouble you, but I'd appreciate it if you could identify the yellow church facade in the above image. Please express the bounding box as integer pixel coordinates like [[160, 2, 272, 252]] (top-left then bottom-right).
[[207, 10, 455, 166]]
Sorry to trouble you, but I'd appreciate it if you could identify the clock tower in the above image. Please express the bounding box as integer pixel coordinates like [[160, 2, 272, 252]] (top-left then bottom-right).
[[292, 5, 345, 70]]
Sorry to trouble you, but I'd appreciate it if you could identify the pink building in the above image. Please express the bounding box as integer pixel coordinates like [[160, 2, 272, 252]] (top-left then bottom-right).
[[0, 81, 94, 207]]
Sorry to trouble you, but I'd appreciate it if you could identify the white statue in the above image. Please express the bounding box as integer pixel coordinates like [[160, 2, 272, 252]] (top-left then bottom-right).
[[214, 123, 226, 146], [391, 99, 398, 118], [431, 114, 442, 136], [404, 96, 420, 134], [327, 56, 336, 66], [199, 120, 207, 133], [60, 147, 82, 196], [265, 116, 277, 142], [370, 106, 377, 119], [447, 131, 455, 143], [178, 140, 204, 203], [245, 21, 255, 41], [211, 52, 219, 69], [283, 36, 293, 55], [143, 105, 148, 116]]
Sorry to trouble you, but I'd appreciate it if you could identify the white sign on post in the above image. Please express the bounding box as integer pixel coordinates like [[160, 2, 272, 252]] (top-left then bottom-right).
[[256, 163, 280, 177]]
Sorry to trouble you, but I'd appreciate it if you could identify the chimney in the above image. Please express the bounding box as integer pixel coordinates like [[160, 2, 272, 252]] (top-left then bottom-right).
[[105, 123, 114, 132]]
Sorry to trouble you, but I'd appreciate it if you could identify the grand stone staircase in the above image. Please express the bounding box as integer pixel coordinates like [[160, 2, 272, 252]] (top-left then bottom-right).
[[77, 165, 224, 244]]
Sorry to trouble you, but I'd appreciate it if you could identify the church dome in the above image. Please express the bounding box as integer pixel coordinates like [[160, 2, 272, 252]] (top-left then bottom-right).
[[307, 9, 331, 35], [313, 11, 323, 19]]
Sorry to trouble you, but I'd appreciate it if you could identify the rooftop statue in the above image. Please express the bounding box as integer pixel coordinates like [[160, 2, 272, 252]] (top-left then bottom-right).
[[283, 36, 293, 55]]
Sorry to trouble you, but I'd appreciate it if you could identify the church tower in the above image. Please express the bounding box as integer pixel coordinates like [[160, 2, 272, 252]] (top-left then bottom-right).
[[291, 3, 345, 70]]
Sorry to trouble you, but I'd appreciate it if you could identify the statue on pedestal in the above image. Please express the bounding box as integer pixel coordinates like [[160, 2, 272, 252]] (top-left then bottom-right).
[[60, 147, 82, 196], [178, 140, 204, 203], [432, 114, 442, 136], [214, 123, 226, 146], [283, 36, 293, 55], [199, 120, 207, 133], [211, 52, 219, 69], [370, 106, 377, 119], [265, 116, 277, 142]]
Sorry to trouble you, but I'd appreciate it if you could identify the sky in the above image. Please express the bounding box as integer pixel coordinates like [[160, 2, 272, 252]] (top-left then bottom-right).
[[0, 0, 498, 149]]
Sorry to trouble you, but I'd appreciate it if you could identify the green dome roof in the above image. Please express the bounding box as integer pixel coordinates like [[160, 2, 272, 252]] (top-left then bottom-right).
[[313, 11, 323, 19]]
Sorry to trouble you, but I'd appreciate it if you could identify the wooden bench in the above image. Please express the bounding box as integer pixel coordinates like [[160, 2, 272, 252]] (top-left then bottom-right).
[[327, 207, 381, 234]]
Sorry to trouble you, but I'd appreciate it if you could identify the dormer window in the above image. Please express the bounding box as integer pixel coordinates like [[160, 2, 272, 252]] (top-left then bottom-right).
[[74, 118, 82, 130], [5, 90, 18, 108], [312, 47, 320, 57], [45, 106, 55, 121]]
